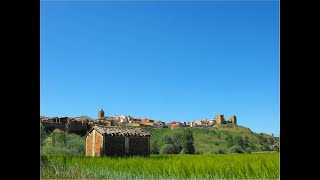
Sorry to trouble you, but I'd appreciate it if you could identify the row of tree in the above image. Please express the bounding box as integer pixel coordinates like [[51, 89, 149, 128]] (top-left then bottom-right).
[[151, 129, 195, 154]]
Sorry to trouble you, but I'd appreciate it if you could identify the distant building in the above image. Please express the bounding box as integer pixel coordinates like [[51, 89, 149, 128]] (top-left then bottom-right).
[[215, 114, 225, 125], [98, 108, 105, 119], [41, 117, 88, 136], [114, 115, 132, 123], [230, 115, 237, 124], [195, 119, 210, 127], [154, 121, 164, 128], [182, 122, 195, 127], [85, 125, 151, 157]]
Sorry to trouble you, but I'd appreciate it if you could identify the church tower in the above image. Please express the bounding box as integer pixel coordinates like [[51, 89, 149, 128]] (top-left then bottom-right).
[[98, 108, 105, 119]]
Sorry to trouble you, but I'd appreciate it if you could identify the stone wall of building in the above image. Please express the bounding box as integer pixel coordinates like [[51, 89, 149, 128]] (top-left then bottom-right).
[[41, 120, 88, 136], [95, 131, 103, 156], [86, 131, 93, 156], [67, 121, 88, 136], [215, 114, 225, 125], [129, 137, 150, 156], [230, 115, 237, 124], [105, 136, 126, 156], [42, 122, 67, 133]]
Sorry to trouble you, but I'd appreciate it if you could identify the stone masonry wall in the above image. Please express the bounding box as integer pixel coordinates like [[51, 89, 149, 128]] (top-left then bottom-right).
[[42, 122, 66, 132], [86, 132, 93, 156], [105, 136, 125, 156], [129, 137, 150, 156], [67, 122, 88, 136], [95, 131, 103, 156]]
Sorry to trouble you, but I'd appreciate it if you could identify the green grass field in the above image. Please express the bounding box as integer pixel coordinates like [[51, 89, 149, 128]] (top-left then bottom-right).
[[41, 153, 279, 179]]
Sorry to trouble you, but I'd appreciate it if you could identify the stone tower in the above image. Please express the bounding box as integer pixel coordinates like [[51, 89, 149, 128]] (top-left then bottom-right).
[[230, 115, 237, 124], [98, 108, 105, 119], [215, 114, 225, 125]]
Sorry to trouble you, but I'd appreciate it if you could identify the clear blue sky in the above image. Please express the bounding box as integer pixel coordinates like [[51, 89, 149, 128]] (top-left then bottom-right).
[[40, 1, 279, 136]]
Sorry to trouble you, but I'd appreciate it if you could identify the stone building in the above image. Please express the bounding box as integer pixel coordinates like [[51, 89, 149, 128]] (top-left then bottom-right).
[[114, 115, 132, 123], [229, 115, 237, 124], [41, 117, 88, 136], [98, 108, 105, 119], [215, 114, 225, 125], [86, 125, 151, 157]]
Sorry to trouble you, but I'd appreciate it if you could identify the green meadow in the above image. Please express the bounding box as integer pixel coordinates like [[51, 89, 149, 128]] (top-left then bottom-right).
[[41, 153, 279, 179]]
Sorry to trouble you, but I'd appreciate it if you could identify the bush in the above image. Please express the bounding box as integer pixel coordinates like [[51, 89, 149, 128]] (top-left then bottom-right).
[[218, 148, 226, 154], [180, 148, 187, 154], [228, 145, 244, 154], [151, 140, 160, 154], [182, 129, 195, 154], [160, 144, 176, 154], [41, 131, 85, 155], [213, 148, 226, 154], [261, 144, 270, 151], [233, 136, 244, 148], [40, 123, 47, 147], [245, 148, 252, 153]]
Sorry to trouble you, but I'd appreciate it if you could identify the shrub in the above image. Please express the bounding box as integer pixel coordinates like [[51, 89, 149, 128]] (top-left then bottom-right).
[[160, 144, 175, 154], [151, 140, 160, 154], [261, 144, 270, 151], [41, 131, 85, 155], [245, 148, 252, 153], [228, 145, 244, 153], [216, 148, 226, 154], [180, 148, 187, 154], [233, 136, 244, 148], [182, 129, 195, 154]]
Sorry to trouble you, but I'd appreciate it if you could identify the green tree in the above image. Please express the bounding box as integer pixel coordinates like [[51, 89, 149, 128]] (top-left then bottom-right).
[[217, 148, 226, 154], [261, 144, 270, 151], [182, 129, 195, 154], [225, 135, 234, 148], [43, 131, 85, 155], [269, 137, 275, 144], [151, 140, 160, 154], [162, 134, 173, 144], [51, 132, 56, 147], [244, 135, 250, 148], [233, 136, 244, 148], [228, 145, 244, 153], [161, 132, 185, 154], [171, 132, 183, 153], [249, 142, 257, 151], [180, 148, 187, 154], [160, 144, 175, 154], [40, 123, 47, 147]]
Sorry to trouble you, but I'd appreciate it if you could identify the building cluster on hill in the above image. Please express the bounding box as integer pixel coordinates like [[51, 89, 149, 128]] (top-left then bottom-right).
[[40, 116, 89, 135], [40, 108, 238, 135], [94, 108, 237, 129]]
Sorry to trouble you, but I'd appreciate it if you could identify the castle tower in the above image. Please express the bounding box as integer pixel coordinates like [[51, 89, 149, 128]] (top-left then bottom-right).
[[98, 108, 105, 119], [230, 115, 237, 124], [215, 114, 225, 125]]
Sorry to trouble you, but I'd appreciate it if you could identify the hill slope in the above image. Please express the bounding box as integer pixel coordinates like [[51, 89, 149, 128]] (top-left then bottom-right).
[[143, 124, 279, 154]]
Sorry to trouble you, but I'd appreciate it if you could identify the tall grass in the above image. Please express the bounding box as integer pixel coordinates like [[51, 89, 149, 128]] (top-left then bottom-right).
[[41, 153, 279, 179]]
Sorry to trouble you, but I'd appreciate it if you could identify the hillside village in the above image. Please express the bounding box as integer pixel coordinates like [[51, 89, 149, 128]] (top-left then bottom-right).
[[40, 108, 238, 135]]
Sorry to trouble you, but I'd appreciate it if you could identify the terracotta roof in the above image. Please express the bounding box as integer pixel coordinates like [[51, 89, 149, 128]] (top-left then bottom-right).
[[91, 125, 151, 137]]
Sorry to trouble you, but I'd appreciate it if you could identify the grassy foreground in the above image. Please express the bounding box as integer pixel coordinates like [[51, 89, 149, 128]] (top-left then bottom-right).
[[41, 153, 279, 179]]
